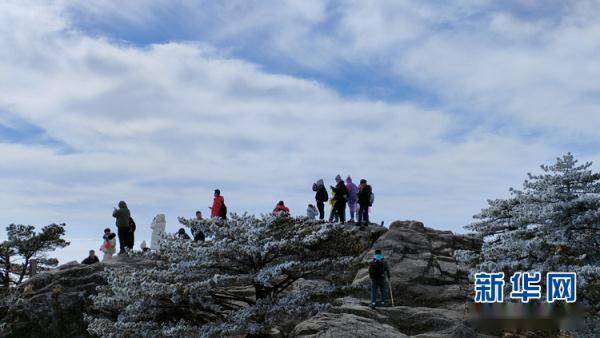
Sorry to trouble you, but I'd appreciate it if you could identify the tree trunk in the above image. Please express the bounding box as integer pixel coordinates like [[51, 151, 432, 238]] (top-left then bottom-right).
[[17, 258, 29, 284], [2, 252, 10, 288], [2, 260, 9, 288]]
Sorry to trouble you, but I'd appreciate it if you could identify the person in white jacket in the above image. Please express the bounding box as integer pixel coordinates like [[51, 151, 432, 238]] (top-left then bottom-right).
[[100, 228, 117, 262]]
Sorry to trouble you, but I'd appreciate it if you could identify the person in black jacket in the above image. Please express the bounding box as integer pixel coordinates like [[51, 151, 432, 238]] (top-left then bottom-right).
[[81, 250, 100, 265], [369, 249, 391, 308], [313, 179, 328, 220], [357, 179, 372, 227], [177, 228, 191, 240], [331, 174, 348, 224], [192, 211, 206, 242]]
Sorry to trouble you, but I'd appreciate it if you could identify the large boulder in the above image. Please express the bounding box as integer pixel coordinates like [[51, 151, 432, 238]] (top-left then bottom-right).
[[293, 297, 480, 337], [313, 222, 387, 284], [293, 312, 407, 338], [341, 222, 388, 250], [353, 221, 482, 309]]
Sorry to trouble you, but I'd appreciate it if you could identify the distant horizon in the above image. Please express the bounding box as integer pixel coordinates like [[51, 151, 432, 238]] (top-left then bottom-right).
[[2, 2, 600, 264]]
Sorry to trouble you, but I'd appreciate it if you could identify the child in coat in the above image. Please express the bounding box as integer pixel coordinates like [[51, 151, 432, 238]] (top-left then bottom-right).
[[100, 228, 117, 262]]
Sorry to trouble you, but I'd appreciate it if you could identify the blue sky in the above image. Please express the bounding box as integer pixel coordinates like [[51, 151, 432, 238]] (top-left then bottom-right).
[[1, 0, 600, 263]]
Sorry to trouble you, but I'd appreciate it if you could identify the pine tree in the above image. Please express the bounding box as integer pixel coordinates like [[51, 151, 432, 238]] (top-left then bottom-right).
[[87, 214, 363, 337], [0, 223, 69, 288], [455, 153, 600, 324]]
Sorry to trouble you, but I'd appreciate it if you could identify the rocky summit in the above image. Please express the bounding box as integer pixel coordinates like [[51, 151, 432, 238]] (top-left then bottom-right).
[[0, 221, 484, 337]]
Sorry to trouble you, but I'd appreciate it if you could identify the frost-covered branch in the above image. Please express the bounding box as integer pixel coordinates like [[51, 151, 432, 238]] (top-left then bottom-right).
[[88, 214, 363, 337]]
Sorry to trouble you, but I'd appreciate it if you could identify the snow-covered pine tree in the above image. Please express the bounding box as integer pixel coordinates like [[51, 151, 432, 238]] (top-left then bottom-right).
[[87, 214, 363, 337], [455, 153, 600, 320]]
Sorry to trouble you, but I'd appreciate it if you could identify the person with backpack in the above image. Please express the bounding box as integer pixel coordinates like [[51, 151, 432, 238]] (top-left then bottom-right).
[[273, 200, 290, 214], [313, 179, 328, 220], [210, 189, 227, 219], [331, 174, 348, 224], [357, 179, 373, 227], [346, 176, 358, 222], [128, 216, 136, 250], [369, 249, 391, 308], [99, 228, 117, 261], [112, 201, 131, 254]]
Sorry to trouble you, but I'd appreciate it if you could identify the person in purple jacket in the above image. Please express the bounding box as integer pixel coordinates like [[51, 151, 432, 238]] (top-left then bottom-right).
[[346, 176, 358, 222]]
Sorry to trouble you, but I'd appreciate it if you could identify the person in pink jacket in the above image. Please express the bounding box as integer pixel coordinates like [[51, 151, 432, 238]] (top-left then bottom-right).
[[346, 176, 358, 222]]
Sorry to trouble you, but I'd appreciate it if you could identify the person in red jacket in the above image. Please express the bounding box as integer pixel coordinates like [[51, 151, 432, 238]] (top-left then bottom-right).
[[210, 189, 225, 218], [273, 200, 290, 214]]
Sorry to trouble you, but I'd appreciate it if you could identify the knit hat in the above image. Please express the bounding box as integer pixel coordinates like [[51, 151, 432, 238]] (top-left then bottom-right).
[[317, 179, 324, 186], [335, 174, 342, 182]]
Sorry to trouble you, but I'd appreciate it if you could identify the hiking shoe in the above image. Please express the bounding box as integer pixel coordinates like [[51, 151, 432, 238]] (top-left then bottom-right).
[[369, 303, 376, 309]]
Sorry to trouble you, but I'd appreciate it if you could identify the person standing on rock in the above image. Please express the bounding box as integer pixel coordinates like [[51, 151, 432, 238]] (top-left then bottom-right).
[[128, 216, 136, 251], [345, 176, 358, 222], [81, 250, 99, 265], [112, 201, 131, 254], [100, 228, 117, 261], [369, 249, 391, 308], [331, 175, 348, 224], [328, 187, 338, 222], [313, 179, 328, 220], [357, 179, 373, 227], [210, 189, 226, 219]]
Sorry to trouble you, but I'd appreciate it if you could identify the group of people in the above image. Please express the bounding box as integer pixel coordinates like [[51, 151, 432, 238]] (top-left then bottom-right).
[[82, 176, 374, 263], [81, 201, 136, 264], [311, 175, 373, 226], [81, 226, 119, 264], [176, 210, 207, 242], [273, 175, 375, 227]]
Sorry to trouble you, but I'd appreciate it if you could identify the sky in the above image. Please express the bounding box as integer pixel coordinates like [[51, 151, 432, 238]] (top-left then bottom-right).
[[2, 0, 600, 263]]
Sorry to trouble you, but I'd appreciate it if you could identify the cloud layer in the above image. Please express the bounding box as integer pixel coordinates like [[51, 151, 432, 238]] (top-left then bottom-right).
[[1, 1, 599, 263]]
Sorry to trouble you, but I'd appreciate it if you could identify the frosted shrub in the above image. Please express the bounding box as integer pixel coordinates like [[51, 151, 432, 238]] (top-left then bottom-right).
[[87, 214, 362, 337]]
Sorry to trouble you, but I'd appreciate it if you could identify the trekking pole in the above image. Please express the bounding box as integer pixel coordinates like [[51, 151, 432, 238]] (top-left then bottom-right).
[[388, 277, 395, 307]]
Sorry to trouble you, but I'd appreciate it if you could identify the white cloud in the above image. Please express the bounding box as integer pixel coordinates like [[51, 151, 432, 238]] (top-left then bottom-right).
[[1, 1, 598, 265], [63, 0, 600, 138]]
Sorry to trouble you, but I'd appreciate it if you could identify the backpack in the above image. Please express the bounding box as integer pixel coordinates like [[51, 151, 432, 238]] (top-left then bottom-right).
[[129, 217, 136, 232], [219, 203, 228, 219], [369, 192, 375, 206], [368, 259, 385, 278]]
